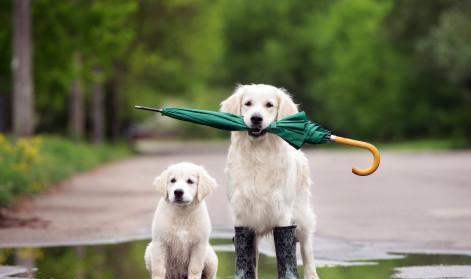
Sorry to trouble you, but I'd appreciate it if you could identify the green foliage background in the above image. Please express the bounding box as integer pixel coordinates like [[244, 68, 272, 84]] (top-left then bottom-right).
[[0, 135, 130, 207], [0, 0, 470, 143]]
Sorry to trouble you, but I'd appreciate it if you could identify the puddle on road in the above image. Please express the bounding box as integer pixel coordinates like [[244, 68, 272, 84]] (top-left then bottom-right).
[[1, 238, 471, 278]]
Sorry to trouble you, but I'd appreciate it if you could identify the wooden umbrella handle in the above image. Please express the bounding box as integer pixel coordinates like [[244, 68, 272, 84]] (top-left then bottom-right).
[[331, 135, 381, 176]]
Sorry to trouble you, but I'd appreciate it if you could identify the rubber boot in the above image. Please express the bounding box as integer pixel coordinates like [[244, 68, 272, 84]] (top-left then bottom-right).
[[273, 225, 300, 279], [234, 226, 257, 279]]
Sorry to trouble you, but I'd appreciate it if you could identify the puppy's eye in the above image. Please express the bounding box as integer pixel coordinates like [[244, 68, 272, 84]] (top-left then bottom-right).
[[170, 178, 176, 183], [244, 101, 252, 106], [186, 179, 194, 184], [266, 102, 274, 108]]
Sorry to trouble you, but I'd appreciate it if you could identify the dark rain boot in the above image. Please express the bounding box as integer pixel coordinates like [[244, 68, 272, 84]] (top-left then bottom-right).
[[234, 226, 257, 279], [273, 225, 300, 279]]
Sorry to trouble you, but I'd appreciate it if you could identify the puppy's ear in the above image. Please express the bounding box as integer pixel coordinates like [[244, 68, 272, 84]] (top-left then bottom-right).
[[153, 169, 169, 197], [276, 88, 298, 120], [220, 85, 243, 115], [197, 167, 217, 202]]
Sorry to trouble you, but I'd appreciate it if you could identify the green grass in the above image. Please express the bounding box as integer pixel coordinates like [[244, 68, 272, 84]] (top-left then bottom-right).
[[377, 138, 468, 151], [0, 134, 132, 208]]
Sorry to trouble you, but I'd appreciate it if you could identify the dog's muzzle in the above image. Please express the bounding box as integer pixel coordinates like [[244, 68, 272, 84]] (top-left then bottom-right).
[[248, 114, 266, 138], [172, 189, 188, 204]]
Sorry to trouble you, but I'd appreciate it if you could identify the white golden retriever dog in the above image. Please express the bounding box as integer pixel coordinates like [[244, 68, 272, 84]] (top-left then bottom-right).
[[144, 162, 218, 279], [221, 84, 319, 278]]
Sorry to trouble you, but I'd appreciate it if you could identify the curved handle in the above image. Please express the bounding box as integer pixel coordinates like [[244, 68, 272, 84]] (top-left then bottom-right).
[[331, 135, 381, 176]]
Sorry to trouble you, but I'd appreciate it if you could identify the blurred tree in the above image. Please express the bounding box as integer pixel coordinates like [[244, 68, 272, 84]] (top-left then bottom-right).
[[123, 0, 224, 121], [387, 0, 454, 52], [91, 66, 105, 144], [30, 0, 136, 138], [108, 63, 124, 142], [418, 4, 471, 89], [306, 0, 410, 140], [12, 0, 34, 136], [388, 0, 471, 142], [221, 0, 325, 108], [0, 1, 12, 133], [31, 0, 76, 133], [418, 3, 471, 141], [69, 51, 84, 139], [221, 0, 410, 140], [1, 0, 470, 144], [84, 0, 136, 143]]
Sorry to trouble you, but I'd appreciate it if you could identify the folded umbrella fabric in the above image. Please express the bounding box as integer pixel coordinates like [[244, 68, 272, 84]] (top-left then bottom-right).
[[135, 106, 331, 149], [266, 111, 331, 149]]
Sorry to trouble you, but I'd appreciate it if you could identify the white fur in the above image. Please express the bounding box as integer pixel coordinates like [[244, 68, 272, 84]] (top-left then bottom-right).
[[145, 162, 218, 279], [221, 84, 320, 279]]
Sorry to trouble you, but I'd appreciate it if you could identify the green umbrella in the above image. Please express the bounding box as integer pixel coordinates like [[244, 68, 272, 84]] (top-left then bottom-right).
[[135, 106, 330, 148], [265, 111, 331, 149], [135, 106, 250, 132], [135, 105, 380, 176]]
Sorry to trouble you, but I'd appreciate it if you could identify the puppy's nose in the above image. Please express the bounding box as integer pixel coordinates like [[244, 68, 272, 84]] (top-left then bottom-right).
[[174, 189, 184, 198], [250, 114, 263, 125]]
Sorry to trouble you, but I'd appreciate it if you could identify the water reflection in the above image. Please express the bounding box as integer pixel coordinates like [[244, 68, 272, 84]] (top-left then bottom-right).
[[1, 239, 471, 278]]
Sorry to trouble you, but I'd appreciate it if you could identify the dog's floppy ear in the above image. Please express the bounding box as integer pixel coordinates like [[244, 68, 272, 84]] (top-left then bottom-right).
[[197, 167, 217, 201], [153, 169, 169, 197], [276, 88, 298, 120], [220, 85, 243, 115]]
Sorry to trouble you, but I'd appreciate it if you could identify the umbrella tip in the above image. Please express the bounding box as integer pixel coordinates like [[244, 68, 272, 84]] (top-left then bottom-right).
[[134, 105, 162, 112]]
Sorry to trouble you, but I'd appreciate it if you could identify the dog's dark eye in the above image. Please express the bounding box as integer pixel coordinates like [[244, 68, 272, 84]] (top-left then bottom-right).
[[170, 178, 176, 183], [266, 102, 274, 108], [186, 179, 194, 184], [244, 101, 252, 106]]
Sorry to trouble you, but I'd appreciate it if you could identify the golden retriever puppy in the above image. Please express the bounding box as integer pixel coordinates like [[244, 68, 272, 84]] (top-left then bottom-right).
[[145, 162, 218, 279]]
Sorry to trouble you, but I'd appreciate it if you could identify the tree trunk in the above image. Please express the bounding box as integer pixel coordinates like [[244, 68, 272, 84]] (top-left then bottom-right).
[[92, 66, 105, 144], [12, 0, 34, 137], [69, 51, 84, 139], [110, 62, 126, 142], [109, 77, 120, 142]]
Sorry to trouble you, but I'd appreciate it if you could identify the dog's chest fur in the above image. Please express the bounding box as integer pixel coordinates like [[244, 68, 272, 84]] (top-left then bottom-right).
[[153, 202, 210, 278], [227, 134, 298, 233]]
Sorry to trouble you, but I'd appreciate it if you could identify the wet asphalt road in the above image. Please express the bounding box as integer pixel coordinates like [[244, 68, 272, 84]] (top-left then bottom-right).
[[1, 143, 470, 252]]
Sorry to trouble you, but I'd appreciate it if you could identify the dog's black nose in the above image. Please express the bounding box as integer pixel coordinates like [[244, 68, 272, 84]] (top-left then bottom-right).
[[174, 189, 184, 198], [250, 114, 263, 125]]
